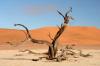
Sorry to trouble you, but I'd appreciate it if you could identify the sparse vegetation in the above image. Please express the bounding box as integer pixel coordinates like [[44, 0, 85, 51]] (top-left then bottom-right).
[[7, 7, 92, 62]]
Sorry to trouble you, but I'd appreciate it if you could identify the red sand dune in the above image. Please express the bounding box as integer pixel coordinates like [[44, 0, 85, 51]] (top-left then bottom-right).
[[0, 26, 100, 49]]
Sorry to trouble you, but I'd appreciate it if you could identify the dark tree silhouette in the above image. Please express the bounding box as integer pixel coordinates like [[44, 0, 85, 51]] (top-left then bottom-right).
[[57, 7, 73, 24], [48, 7, 73, 59], [14, 24, 51, 46], [14, 7, 73, 60]]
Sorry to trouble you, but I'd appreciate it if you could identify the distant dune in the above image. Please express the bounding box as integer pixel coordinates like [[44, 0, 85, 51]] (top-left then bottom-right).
[[0, 26, 100, 49]]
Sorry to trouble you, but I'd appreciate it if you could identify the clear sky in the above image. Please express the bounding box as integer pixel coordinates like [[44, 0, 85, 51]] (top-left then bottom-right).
[[0, 0, 100, 29]]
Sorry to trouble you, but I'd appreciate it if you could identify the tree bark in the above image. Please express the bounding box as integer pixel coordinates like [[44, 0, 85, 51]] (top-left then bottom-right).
[[48, 24, 67, 59]]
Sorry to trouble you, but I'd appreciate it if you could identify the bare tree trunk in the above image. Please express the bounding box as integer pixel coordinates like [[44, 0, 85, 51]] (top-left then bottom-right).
[[48, 24, 67, 59]]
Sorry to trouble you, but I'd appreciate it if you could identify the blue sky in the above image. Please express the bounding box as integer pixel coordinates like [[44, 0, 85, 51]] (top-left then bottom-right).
[[0, 0, 100, 29]]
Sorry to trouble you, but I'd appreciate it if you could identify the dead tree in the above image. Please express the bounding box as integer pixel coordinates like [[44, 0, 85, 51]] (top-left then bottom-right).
[[14, 7, 73, 60], [48, 7, 73, 59]]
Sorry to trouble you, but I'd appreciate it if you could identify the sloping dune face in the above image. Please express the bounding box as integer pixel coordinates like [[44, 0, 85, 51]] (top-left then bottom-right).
[[31, 26, 100, 47], [0, 26, 100, 49], [0, 29, 26, 42]]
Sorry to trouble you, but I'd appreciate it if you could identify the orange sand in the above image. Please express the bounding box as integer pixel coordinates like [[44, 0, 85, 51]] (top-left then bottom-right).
[[0, 26, 100, 49]]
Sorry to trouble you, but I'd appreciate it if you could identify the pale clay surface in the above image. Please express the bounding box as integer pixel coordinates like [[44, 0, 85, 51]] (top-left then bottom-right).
[[0, 49, 100, 66]]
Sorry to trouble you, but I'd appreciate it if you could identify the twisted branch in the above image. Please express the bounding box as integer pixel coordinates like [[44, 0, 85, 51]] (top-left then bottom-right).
[[14, 24, 51, 46]]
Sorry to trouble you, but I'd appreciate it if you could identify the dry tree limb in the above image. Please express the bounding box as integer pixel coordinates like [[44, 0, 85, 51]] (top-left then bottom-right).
[[19, 49, 48, 55], [14, 24, 51, 46], [19, 49, 38, 54], [79, 50, 91, 57]]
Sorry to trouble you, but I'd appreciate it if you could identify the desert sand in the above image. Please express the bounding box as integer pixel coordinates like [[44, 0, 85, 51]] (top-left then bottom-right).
[[0, 26, 100, 49], [0, 49, 100, 66], [0, 26, 100, 66]]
